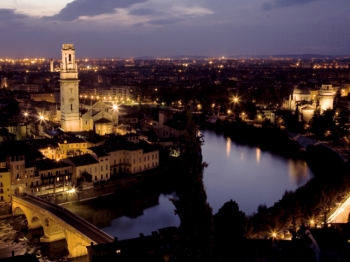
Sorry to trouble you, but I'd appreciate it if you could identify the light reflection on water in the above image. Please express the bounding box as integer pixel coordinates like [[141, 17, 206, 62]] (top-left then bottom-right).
[[226, 137, 231, 157], [288, 159, 310, 185], [256, 148, 261, 164]]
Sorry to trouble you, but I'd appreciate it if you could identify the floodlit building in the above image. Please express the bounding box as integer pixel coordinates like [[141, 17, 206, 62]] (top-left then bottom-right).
[[318, 82, 335, 111], [58, 44, 118, 133], [283, 82, 336, 122]]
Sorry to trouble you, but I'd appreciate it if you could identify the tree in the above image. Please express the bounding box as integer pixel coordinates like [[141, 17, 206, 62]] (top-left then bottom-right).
[[214, 200, 248, 242], [169, 110, 218, 262], [310, 109, 335, 139]]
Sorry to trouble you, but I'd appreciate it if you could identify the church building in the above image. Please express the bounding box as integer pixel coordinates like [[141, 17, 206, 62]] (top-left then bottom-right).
[[58, 44, 118, 133], [283, 82, 336, 122]]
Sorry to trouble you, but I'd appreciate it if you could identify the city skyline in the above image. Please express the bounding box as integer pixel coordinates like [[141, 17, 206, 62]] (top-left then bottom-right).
[[1, 0, 350, 58]]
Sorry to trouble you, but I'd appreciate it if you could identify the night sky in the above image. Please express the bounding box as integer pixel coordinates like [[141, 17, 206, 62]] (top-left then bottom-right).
[[1, 0, 349, 58]]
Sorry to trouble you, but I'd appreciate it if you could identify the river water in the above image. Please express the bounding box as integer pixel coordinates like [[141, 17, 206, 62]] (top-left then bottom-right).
[[0, 129, 313, 260], [201, 130, 313, 215]]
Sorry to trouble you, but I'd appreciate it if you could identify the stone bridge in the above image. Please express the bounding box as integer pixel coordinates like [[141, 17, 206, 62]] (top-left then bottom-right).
[[327, 194, 350, 224], [12, 194, 114, 258]]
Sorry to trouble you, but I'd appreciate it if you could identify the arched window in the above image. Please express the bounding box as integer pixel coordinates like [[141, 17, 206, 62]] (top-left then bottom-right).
[[69, 54, 72, 62]]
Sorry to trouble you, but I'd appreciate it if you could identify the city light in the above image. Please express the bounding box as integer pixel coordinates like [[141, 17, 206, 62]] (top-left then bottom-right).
[[67, 188, 76, 194]]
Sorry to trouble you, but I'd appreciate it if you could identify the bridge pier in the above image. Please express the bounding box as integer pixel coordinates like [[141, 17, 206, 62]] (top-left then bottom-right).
[[66, 231, 91, 258]]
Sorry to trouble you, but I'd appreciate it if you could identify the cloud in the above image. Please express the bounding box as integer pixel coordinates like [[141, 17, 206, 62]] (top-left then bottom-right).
[[0, 9, 27, 21], [262, 0, 318, 10], [148, 18, 180, 25], [44, 0, 148, 21], [129, 8, 162, 16]]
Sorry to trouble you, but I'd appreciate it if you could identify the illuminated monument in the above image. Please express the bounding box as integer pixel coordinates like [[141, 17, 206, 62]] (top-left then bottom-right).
[[58, 44, 118, 134], [59, 44, 81, 131]]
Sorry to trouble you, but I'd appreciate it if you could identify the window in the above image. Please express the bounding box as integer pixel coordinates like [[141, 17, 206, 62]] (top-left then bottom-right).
[[95, 176, 97, 181], [71, 104, 73, 110], [106, 165, 108, 170], [101, 166, 103, 171], [106, 174, 108, 179]]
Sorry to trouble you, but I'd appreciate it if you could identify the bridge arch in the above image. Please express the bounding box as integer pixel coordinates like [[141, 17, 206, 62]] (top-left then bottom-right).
[[12, 206, 24, 216], [12, 194, 114, 258]]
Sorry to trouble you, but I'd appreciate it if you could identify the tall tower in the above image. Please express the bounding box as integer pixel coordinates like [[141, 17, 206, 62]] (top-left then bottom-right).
[[59, 44, 81, 131]]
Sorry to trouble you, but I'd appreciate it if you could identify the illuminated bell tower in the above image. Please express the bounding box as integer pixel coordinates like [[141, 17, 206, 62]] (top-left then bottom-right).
[[59, 44, 81, 131]]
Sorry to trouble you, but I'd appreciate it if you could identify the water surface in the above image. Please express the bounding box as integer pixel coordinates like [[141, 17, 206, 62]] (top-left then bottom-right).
[[201, 130, 313, 215]]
